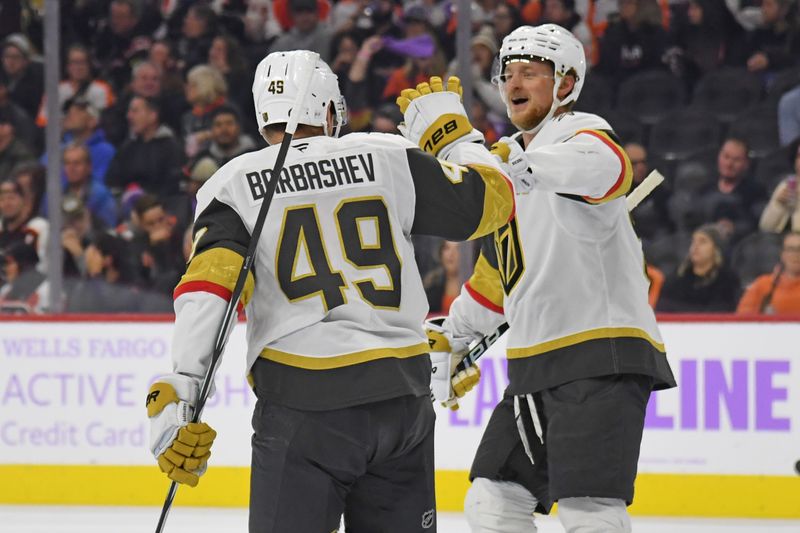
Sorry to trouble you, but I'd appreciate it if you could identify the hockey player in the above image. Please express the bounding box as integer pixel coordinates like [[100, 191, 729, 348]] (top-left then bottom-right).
[[145, 50, 514, 533], [423, 25, 677, 532]]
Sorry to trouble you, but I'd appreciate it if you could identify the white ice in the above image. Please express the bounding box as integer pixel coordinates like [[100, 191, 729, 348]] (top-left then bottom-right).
[[2, 506, 800, 532]]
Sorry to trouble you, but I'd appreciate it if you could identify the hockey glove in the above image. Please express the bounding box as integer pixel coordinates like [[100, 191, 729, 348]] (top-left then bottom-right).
[[147, 374, 216, 487], [396, 76, 484, 159], [491, 136, 533, 192], [426, 317, 479, 410]]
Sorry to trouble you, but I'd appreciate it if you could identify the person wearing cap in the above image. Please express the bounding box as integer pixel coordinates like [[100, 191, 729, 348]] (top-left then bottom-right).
[[0, 33, 43, 120], [39, 96, 117, 185], [0, 240, 49, 314], [268, 0, 334, 62], [447, 26, 506, 116], [0, 108, 35, 179], [656, 224, 741, 312]]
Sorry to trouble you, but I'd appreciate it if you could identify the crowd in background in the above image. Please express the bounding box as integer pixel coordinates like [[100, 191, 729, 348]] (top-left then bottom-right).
[[1, 0, 799, 315]]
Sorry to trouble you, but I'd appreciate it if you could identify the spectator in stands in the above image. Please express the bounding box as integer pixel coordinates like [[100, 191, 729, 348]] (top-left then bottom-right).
[[0, 78, 34, 148], [35, 44, 115, 128], [178, 3, 219, 73], [60, 194, 110, 279], [423, 240, 462, 315], [269, 0, 334, 62], [0, 34, 43, 120], [646, 262, 665, 308], [778, 84, 800, 147], [492, 3, 525, 43], [131, 194, 185, 297], [447, 27, 505, 117], [737, 231, 800, 314], [625, 142, 673, 240], [103, 61, 186, 145], [182, 65, 229, 158], [148, 40, 185, 99], [759, 140, 800, 233], [65, 233, 143, 313], [208, 34, 251, 118], [700, 137, 766, 242], [105, 96, 184, 197], [369, 102, 402, 134], [382, 38, 447, 102], [61, 143, 117, 228], [744, 0, 800, 74], [93, 0, 152, 92], [0, 108, 34, 178], [11, 163, 46, 220], [543, 0, 595, 62], [0, 177, 48, 272], [666, 0, 745, 87], [0, 241, 48, 314], [41, 97, 116, 185], [188, 106, 255, 172], [657, 224, 741, 312], [596, 0, 668, 82]]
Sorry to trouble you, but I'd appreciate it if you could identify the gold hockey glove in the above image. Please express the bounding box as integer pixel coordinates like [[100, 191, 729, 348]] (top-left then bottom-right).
[[147, 374, 217, 487], [396, 76, 484, 158]]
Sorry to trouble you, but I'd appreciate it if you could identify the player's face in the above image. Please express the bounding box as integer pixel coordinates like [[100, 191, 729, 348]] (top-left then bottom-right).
[[502, 60, 555, 131]]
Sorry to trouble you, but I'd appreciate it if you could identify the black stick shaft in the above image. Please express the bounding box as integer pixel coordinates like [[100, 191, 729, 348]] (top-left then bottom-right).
[[154, 132, 295, 533]]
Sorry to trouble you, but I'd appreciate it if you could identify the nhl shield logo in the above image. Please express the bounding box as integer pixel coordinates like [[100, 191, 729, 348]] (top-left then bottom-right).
[[421, 509, 435, 529]]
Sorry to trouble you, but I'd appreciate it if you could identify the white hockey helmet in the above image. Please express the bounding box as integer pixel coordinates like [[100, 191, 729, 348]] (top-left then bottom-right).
[[493, 24, 586, 131], [252, 50, 347, 137]]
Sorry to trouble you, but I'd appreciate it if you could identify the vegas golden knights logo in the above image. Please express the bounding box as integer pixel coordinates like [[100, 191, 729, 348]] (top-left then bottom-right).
[[494, 219, 524, 295]]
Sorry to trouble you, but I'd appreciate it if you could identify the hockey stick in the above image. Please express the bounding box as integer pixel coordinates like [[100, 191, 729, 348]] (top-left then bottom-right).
[[450, 170, 665, 376], [154, 52, 320, 533]]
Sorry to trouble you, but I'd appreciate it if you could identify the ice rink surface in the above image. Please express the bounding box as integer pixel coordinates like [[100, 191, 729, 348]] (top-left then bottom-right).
[[3, 506, 800, 533]]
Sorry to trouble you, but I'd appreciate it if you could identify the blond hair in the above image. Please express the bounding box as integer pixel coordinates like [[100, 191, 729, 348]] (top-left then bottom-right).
[[186, 65, 227, 105]]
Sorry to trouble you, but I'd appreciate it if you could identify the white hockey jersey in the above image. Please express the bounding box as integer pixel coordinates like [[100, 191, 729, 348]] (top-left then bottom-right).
[[448, 112, 676, 394], [171, 132, 514, 409]]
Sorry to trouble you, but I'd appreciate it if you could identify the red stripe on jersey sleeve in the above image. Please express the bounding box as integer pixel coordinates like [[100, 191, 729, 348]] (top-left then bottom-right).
[[465, 281, 504, 314]]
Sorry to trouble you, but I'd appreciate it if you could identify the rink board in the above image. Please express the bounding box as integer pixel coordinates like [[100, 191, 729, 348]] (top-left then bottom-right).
[[1, 316, 799, 517]]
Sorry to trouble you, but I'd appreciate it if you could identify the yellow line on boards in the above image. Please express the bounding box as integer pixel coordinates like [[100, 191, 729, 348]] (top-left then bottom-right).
[[1, 466, 798, 518]]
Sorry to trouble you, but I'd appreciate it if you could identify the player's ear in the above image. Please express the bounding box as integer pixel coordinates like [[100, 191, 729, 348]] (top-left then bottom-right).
[[557, 73, 576, 101]]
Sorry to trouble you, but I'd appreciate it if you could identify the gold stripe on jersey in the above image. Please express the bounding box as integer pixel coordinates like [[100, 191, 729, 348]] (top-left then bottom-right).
[[507, 326, 666, 359], [175, 247, 255, 306], [466, 253, 504, 311], [259, 342, 430, 370], [573, 129, 633, 205], [467, 163, 515, 240]]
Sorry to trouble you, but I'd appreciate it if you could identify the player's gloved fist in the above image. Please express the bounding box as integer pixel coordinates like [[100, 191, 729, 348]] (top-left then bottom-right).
[[425, 317, 470, 409], [396, 76, 484, 158], [491, 136, 532, 190], [146, 374, 217, 487]]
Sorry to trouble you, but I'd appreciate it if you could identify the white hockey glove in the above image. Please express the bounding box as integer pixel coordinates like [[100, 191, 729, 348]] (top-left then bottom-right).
[[146, 374, 217, 487], [491, 136, 533, 192], [426, 317, 480, 410], [396, 76, 484, 159]]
